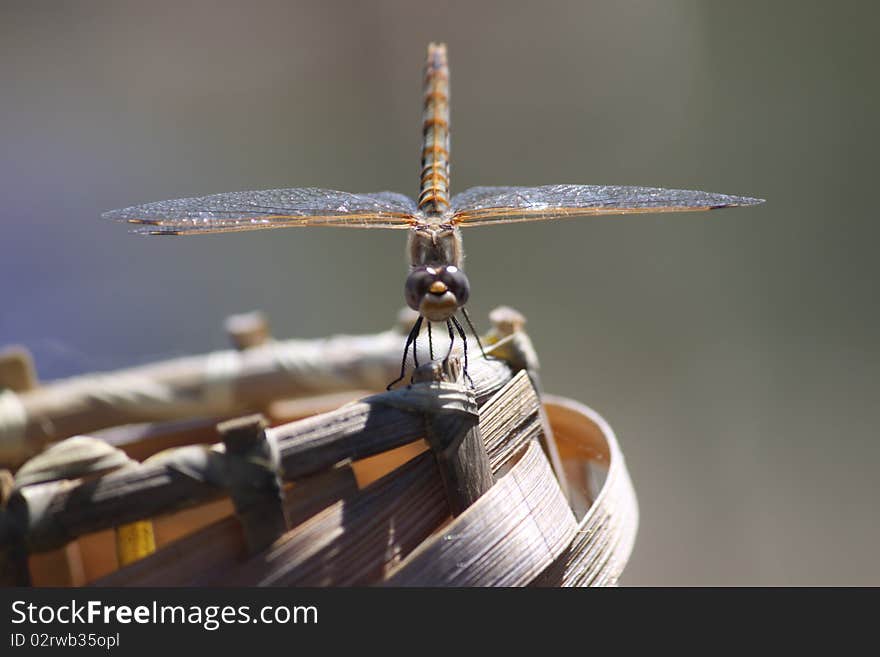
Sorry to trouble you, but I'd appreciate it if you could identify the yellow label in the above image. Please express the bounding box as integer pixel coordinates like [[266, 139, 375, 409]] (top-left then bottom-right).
[[116, 521, 156, 566]]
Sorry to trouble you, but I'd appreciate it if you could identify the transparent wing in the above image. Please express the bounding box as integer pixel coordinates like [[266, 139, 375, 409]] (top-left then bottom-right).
[[103, 189, 420, 235], [451, 185, 764, 226]]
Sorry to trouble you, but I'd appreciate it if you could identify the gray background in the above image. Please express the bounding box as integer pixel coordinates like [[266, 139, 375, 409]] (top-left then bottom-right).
[[1, 1, 876, 585]]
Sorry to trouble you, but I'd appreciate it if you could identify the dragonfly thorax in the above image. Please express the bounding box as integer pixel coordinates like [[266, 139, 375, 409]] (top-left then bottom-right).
[[407, 222, 462, 269]]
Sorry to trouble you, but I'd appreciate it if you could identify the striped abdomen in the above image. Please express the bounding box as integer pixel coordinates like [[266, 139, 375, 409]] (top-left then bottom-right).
[[418, 43, 450, 215]]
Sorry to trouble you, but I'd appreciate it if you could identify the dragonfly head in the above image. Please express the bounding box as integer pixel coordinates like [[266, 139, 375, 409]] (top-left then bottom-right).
[[405, 265, 470, 322]]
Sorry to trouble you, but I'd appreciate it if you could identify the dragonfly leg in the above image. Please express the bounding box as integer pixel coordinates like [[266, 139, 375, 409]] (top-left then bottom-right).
[[443, 319, 455, 366], [412, 317, 421, 370], [460, 307, 494, 361], [451, 315, 474, 387], [387, 315, 423, 390]]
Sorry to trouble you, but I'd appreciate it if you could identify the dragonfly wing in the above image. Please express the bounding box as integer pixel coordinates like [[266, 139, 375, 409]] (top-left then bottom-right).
[[103, 188, 420, 234], [451, 185, 764, 226]]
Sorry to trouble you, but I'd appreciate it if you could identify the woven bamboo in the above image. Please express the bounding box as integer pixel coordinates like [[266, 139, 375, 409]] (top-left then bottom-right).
[[0, 308, 638, 586]]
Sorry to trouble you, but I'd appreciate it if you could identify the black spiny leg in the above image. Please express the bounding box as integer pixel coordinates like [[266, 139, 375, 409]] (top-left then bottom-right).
[[451, 315, 475, 387], [387, 315, 423, 390], [460, 306, 494, 361], [443, 319, 455, 366], [412, 317, 421, 370]]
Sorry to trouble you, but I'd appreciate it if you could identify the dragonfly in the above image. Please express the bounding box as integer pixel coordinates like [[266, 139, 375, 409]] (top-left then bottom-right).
[[105, 42, 763, 389]]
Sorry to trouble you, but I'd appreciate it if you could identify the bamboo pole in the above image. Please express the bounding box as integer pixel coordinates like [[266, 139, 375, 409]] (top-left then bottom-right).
[[413, 360, 493, 515], [217, 414, 288, 553], [0, 309, 520, 468]]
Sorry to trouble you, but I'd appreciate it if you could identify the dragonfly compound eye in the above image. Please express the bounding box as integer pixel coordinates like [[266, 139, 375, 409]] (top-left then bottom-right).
[[439, 265, 470, 306], [404, 266, 437, 311]]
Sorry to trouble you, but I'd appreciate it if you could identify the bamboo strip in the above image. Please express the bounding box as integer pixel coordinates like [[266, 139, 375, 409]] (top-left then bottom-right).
[[532, 397, 639, 587], [383, 440, 577, 586], [94, 467, 359, 586], [480, 371, 543, 470], [91, 390, 367, 465], [211, 452, 446, 586], [94, 515, 245, 587]]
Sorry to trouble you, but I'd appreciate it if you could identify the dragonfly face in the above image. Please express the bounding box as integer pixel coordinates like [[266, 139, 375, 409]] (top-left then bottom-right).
[[405, 264, 470, 322], [104, 42, 763, 387]]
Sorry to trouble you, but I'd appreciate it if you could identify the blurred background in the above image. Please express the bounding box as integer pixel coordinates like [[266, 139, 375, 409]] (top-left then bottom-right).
[[1, 0, 876, 585]]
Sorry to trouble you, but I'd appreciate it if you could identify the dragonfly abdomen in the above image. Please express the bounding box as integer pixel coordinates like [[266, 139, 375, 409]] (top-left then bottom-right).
[[418, 42, 450, 215]]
